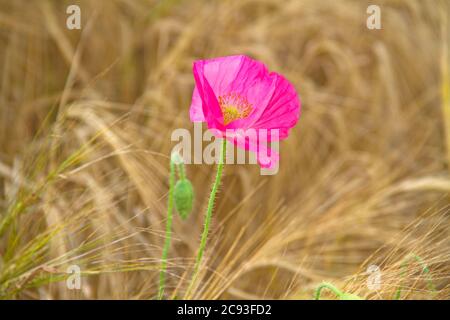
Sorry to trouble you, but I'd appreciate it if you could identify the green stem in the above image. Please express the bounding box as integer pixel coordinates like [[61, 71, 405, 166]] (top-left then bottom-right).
[[158, 159, 176, 299], [185, 138, 227, 297], [315, 282, 343, 300], [177, 162, 186, 181], [394, 254, 436, 300]]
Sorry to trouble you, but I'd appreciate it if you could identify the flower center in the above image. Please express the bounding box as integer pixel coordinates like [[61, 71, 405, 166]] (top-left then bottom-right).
[[218, 93, 252, 125]]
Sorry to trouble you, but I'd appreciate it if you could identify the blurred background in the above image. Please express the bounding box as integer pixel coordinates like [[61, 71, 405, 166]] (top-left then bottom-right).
[[0, 0, 449, 299]]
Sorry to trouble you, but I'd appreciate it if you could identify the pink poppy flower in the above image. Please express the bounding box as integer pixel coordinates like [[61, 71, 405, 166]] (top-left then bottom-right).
[[189, 55, 300, 169]]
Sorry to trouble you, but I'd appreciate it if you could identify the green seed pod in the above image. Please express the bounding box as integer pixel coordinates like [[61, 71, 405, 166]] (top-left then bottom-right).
[[174, 179, 194, 219]]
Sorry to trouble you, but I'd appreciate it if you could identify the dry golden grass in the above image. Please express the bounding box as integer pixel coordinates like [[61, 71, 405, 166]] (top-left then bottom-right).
[[0, 0, 449, 299]]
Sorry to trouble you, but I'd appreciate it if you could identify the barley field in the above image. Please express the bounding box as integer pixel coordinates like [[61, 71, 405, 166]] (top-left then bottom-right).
[[0, 0, 449, 300]]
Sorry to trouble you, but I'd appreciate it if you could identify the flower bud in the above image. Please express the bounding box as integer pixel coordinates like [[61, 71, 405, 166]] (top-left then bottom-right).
[[174, 179, 194, 219]]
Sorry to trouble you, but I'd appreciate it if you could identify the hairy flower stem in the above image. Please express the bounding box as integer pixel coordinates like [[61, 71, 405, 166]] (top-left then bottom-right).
[[186, 138, 227, 297], [315, 282, 343, 300], [158, 159, 176, 300]]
